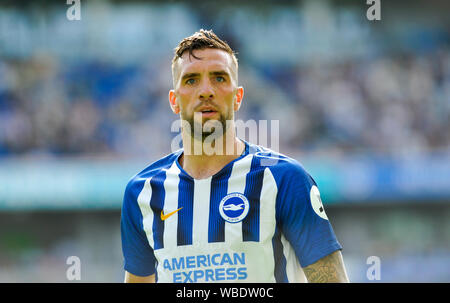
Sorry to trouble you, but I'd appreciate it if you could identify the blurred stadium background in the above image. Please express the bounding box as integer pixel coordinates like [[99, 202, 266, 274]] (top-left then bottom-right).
[[0, 0, 449, 282]]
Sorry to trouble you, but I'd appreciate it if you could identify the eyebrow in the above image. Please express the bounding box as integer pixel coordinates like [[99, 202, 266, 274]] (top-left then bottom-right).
[[210, 70, 229, 77], [181, 70, 230, 81], [181, 72, 199, 81]]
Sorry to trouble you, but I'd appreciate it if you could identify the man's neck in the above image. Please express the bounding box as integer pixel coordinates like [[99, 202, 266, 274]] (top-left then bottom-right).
[[179, 136, 246, 180]]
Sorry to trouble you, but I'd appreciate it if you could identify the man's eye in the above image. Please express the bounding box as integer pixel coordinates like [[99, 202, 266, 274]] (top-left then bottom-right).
[[216, 76, 225, 82], [185, 78, 196, 85]]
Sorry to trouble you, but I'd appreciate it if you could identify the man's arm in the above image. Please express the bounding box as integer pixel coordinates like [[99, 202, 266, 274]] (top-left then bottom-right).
[[302, 250, 349, 283], [124, 271, 156, 283]]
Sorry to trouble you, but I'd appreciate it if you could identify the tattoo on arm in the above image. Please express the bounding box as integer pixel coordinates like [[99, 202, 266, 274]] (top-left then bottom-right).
[[303, 250, 349, 283]]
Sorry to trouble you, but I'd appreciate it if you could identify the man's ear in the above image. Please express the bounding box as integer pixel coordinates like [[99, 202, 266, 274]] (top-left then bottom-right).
[[169, 90, 180, 114], [234, 87, 244, 111]]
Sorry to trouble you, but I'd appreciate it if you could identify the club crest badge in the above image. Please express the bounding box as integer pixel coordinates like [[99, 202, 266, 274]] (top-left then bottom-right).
[[219, 193, 250, 223]]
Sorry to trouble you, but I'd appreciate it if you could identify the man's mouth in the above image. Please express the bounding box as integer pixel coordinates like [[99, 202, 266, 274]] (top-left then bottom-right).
[[196, 106, 218, 117], [200, 110, 218, 117]]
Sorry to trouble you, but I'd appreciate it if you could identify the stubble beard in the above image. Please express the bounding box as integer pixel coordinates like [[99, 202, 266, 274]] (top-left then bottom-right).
[[182, 110, 233, 142]]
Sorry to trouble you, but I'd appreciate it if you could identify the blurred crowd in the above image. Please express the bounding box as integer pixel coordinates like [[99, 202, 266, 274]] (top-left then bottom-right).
[[0, 54, 175, 158], [292, 49, 450, 156], [1, 48, 449, 159], [0, 1, 449, 283], [0, 2, 449, 159]]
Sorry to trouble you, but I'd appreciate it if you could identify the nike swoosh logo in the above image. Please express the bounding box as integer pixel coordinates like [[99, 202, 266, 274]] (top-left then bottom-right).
[[161, 207, 183, 221]]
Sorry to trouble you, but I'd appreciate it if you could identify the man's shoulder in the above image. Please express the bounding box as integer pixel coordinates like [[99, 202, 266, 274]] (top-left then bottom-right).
[[247, 143, 311, 182], [248, 144, 318, 212], [125, 150, 182, 193]]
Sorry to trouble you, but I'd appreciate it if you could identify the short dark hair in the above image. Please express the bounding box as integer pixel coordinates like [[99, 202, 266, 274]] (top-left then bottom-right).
[[171, 29, 238, 87], [172, 29, 237, 64]]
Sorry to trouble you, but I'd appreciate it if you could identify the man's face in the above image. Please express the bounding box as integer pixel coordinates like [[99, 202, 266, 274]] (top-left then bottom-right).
[[169, 48, 243, 140]]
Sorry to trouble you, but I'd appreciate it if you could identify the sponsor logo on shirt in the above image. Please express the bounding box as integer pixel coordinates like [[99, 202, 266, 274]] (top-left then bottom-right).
[[161, 207, 183, 221]]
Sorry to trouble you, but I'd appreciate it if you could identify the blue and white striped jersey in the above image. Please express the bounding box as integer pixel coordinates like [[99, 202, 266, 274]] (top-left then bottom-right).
[[121, 140, 342, 283]]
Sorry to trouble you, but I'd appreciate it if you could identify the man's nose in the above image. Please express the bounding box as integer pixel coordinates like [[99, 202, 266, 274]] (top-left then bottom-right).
[[198, 79, 214, 100]]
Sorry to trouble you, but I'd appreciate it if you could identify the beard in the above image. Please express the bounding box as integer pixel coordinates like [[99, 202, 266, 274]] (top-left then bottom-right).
[[181, 109, 233, 142]]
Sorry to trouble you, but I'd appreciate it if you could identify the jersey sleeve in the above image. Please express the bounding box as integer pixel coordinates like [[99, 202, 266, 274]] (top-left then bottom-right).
[[121, 180, 156, 276], [274, 161, 342, 268]]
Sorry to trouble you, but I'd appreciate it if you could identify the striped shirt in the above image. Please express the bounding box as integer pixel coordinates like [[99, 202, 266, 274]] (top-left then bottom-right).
[[121, 140, 342, 282]]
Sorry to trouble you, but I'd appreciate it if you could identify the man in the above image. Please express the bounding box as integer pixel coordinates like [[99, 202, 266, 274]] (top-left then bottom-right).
[[121, 29, 349, 283]]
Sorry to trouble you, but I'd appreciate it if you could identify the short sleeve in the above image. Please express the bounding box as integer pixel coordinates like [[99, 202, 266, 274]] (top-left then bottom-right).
[[273, 162, 342, 268], [121, 180, 156, 276]]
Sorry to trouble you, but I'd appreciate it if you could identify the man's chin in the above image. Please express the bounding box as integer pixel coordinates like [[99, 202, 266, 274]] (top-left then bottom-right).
[[182, 114, 232, 140], [192, 129, 224, 141]]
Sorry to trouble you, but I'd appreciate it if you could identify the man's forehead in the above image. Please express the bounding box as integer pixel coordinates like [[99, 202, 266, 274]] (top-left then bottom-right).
[[178, 48, 233, 73]]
